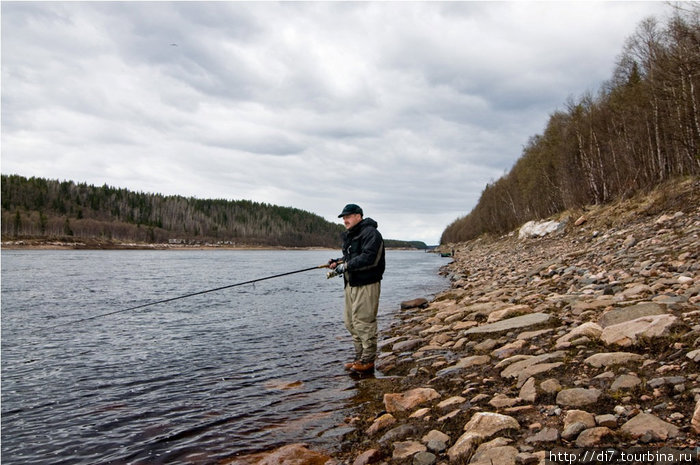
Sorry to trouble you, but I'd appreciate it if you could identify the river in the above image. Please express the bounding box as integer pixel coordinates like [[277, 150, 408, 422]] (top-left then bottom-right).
[[1, 249, 449, 464]]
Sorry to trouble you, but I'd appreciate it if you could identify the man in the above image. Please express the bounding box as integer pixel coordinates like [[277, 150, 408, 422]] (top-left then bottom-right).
[[329, 203, 385, 373]]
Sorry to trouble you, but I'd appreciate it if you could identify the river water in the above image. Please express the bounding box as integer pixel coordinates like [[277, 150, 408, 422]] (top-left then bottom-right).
[[1, 249, 449, 465]]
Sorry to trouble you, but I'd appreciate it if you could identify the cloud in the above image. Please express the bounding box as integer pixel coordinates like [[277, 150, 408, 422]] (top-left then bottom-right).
[[1, 1, 669, 244]]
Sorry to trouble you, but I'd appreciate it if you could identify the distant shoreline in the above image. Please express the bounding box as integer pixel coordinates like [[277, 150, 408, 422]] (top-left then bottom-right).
[[1, 240, 334, 251], [1, 238, 426, 252]]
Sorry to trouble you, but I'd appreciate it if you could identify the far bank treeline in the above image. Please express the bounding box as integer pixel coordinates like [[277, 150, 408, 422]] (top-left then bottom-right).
[[442, 8, 700, 244], [0, 175, 427, 249]]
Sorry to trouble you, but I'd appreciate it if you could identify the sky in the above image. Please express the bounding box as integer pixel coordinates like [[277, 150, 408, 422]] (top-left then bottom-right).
[[1, 1, 671, 245]]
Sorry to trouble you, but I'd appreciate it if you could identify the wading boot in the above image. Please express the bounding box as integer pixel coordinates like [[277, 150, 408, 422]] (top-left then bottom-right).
[[350, 361, 375, 373], [344, 361, 359, 370]]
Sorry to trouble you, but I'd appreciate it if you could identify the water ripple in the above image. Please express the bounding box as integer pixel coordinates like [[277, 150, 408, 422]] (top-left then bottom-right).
[[2, 250, 447, 464]]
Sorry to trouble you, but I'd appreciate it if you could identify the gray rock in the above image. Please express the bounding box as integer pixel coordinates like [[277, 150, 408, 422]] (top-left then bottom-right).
[[393, 441, 426, 460], [620, 413, 680, 440], [584, 352, 645, 368], [599, 302, 667, 327], [393, 339, 424, 352], [412, 451, 436, 465], [464, 313, 553, 335], [575, 427, 613, 447], [595, 414, 618, 428], [525, 427, 560, 444], [401, 298, 429, 309], [600, 314, 678, 346], [379, 424, 417, 444], [561, 422, 587, 441], [556, 388, 602, 407], [610, 374, 641, 390]]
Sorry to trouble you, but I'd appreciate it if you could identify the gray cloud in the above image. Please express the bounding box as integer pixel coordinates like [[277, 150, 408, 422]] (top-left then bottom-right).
[[1, 1, 669, 244]]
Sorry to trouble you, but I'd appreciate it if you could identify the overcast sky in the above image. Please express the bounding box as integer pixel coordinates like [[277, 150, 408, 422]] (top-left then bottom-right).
[[1, 1, 670, 244]]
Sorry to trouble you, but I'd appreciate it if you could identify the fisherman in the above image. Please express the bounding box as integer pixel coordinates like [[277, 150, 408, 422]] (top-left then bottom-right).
[[329, 204, 385, 373]]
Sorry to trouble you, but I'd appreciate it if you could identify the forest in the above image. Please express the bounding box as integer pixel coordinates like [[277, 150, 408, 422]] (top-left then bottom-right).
[[0, 175, 428, 249], [441, 7, 699, 244], [0, 175, 350, 247]]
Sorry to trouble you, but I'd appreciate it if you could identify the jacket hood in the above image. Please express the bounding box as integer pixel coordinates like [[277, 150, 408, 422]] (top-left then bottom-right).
[[360, 217, 378, 229]]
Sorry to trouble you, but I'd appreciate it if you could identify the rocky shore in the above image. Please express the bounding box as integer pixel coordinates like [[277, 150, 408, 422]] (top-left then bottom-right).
[[227, 179, 699, 465]]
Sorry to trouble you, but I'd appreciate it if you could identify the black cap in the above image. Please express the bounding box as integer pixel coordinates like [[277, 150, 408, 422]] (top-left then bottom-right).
[[338, 203, 363, 217]]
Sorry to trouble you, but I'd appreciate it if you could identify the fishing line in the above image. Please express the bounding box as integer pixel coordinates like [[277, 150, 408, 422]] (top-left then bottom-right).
[[33, 263, 331, 334]]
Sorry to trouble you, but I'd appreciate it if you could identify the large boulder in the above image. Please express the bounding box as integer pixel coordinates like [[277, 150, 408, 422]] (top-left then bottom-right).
[[518, 220, 565, 239]]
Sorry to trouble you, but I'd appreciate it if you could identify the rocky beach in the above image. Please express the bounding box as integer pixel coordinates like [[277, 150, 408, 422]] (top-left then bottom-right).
[[232, 179, 700, 465]]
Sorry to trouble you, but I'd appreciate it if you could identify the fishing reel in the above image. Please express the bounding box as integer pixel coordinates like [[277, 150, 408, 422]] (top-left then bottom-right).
[[326, 260, 345, 279], [326, 269, 343, 279]]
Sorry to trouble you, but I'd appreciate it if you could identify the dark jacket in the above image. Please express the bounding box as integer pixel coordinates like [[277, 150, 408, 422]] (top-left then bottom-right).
[[341, 217, 385, 287]]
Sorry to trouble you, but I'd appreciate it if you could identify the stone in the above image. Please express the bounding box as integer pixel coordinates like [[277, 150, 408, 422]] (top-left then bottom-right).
[[471, 446, 518, 465], [447, 412, 520, 461], [525, 427, 559, 444], [229, 443, 331, 465], [687, 349, 700, 362], [487, 305, 532, 323], [555, 322, 603, 347], [422, 430, 450, 452], [409, 408, 430, 419], [393, 339, 424, 352], [465, 313, 553, 335], [384, 388, 440, 414], [455, 355, 491, 368], [353, 449, 380, 465], [575, 427, 613, 447], [519, 220, 564, 239], [561, 422, 587, 441], [366, 413, 396, 435], [564, 410, 596, 429], [556, 388, 602, 407], [692, 400, 700, 434], [474, 339, 499, 351], [540, 378, 562, 394], [437, 396, 466, 410], [610, 374, 641, 391], [437, 409, 460, 422], [595, 414, 618, 428], [500, 352, 565, 379], [401, 298, 429, 309], [620, 413, 680, 440], [412, 451, 436, 465], [393, 441, 426, 460], [599, 303, 667, 327], [489, 394, 520, 408], [600, 314, 678, 346], [379, 424, 417, 444], [519, 377, 537, 403], [584, 352, 645, 368], [492, 340, 527, 359]]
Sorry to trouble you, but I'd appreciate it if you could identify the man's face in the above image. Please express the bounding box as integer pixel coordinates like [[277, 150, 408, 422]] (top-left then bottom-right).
[[342, 213, 362, 230]]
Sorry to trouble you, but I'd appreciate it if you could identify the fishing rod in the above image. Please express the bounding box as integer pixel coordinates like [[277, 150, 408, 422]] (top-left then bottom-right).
[[34, 263, 335, 334]]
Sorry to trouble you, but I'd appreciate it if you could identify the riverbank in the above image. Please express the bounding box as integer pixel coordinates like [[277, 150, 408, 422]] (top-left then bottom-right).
[[227, 178, 699, 465], [0, 237, 334, 251]]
